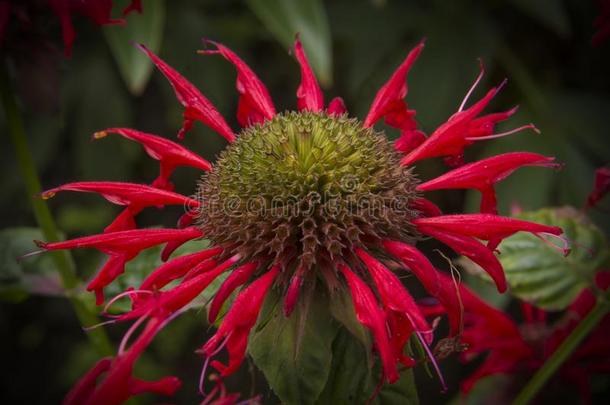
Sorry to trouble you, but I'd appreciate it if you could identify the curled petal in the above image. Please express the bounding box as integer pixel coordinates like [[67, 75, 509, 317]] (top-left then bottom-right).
[[200, 40, 276, 127], [382, 240, 462, 336], [42, 181, 199, 209], [413, 214, 566, 253], [418, 226, 506, 293], [364, 40, 424, 133], [140, 247, 223, 291], [36, 227, 203, 303], [356, 248, 430, 333], [123, 255, 241, 321], [94, 128, 212, 190], [137, 44, 236, 142], [294, 38, 324, 112], [401, 77, 538, 167], [418, 152, 559, 214], [327, 97, 347, 116], [74, 317, 181, 405], [338, 263, 398, 383], [202, 265, 280, 376], [42, 181, 200, 231], [208, 261, 259, 323]]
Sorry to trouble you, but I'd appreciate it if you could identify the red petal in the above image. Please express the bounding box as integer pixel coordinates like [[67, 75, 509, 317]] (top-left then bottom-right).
[[338, 263, 398, 383], [63, 357, 112, 405], [137, 44, 236, 142], [201, 41, 275, 127], [283, 265, 306, 317], [139, 247, 223, 291], [382, 240, 462, 336], [356, 248, 430, 333], [413, 214, 564, 252], [294, 38, 324, 112], [586, 166, 610, 208], [417, 226, 507, 293], [123, 0, 142, 16], [418, 152, 558, 213], [364, 40, 424, 131], [36, 227, 203, 255], [327, 97, 347, 116], [208, 261, 259, 323], [94, 128, 212, 190], [202, 265, 279, 376], [42, 181, 199, 209], [395, 130, 426, 154], [48, 0, 76, 57]]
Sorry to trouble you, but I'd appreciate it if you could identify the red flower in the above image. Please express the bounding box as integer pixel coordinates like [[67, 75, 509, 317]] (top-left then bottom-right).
[[456, 272, 610, 401], [29, 38, 567, 403], [586, 166, 610, 209]]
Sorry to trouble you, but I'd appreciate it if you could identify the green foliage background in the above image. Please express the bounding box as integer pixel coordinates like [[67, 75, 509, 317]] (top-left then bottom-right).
[[1, 0, 609, 403]]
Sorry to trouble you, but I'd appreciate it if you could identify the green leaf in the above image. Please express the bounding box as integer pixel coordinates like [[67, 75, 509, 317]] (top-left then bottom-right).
[[0, 227, 62, 301], [249, 287, 340, 404], [460, 207, 610, 310], [246, 0, 332, 86], [105, 0, 166, 95]]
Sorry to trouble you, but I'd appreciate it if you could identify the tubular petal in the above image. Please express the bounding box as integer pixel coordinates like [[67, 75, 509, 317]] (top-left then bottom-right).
[[409, 197, 443, 217], [294, 38, 324, 112], [200, 40, 276, 127], [382, 240, 462, 336], [364, 40, 424, 132], [400, 79, 535, 167], [137, 44, 236, 142], [42, 181, 200, 231], [202, 265, 280, 377], [94, 128, 212, 190], [338, 263, 399, 383], [417, 226, 506, 293], [63, 358, 112, 405], [139, 247, 223, 291], [76, 317, 181, 405], [36, 227, 203, 303], [413, 214, 564, 252], [283, 265, 306, 317], [418, 152, 559, 214], [208, 261, 259, 323], [327, 97, 347, 116]]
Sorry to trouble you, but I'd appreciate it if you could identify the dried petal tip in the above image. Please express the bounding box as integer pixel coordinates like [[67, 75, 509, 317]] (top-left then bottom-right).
[[93, 130, 108, 139]]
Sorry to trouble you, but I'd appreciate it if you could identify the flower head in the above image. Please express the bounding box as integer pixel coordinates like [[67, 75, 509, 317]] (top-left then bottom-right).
[[31, 38, 567, 403]]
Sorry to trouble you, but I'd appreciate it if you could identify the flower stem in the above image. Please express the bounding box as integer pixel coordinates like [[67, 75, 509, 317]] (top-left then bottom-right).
[[512, 298, 610, 405], [0, 59, 112, 357]]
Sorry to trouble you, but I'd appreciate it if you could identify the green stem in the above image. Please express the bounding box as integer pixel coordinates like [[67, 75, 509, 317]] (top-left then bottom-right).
[[512, 298, 610, 405], [0, 59, 112, 357]]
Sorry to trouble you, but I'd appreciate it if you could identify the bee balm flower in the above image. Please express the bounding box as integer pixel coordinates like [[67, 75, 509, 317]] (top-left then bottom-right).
[[33, 38, 566, 403]]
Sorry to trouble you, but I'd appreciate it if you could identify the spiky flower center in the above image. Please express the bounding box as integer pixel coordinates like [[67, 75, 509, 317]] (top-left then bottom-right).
[[197, 112, 419, 272]]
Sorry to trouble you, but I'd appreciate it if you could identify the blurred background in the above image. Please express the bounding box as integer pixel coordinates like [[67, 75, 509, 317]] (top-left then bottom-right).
[[1, 0, 609, 403]]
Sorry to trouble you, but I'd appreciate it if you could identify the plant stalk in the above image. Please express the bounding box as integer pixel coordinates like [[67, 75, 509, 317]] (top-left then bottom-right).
[[0, 58, 112, 357], [512, 298, 610, 405]]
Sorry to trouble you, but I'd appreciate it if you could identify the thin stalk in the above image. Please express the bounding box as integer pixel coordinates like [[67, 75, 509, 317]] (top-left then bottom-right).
[[0, 59, 112, 357], [512, 298, 610, 405]]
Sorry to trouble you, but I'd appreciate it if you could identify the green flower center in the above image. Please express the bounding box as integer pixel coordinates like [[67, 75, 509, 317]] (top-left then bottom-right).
[[197, 112, 419, 271]]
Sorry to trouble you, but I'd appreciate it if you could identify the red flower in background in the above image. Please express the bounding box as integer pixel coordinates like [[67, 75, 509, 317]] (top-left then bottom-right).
[[30, 36, 568, 403], [0, 0, 142, 56], [446, 272, 610, 402]]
